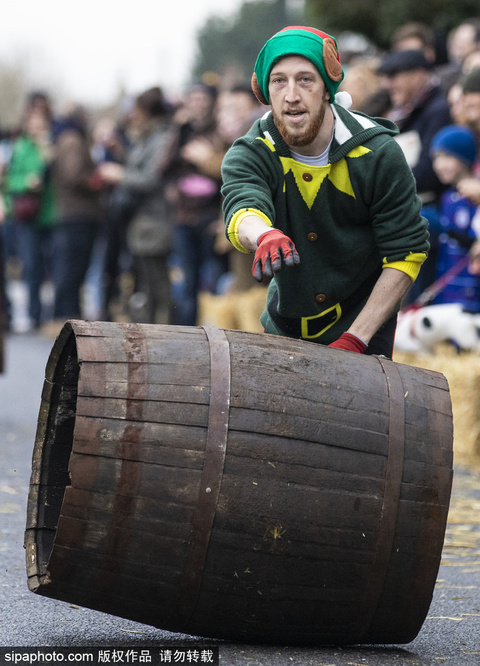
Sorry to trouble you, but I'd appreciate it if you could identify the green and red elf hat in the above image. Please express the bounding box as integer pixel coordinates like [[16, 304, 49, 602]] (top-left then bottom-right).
[[251, 26, 344, 105]]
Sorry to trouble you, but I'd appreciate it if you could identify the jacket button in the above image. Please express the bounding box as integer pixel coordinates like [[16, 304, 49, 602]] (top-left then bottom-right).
[[307, 232, 318, 242], [302, 172, 313, 182], [315, 293, 326, 303]]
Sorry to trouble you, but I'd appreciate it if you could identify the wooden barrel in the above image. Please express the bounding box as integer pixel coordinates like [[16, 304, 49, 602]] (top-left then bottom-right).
[[25, 320, 453, 645]]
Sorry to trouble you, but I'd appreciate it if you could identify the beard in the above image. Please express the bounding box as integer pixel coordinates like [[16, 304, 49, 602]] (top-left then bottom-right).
[[273, 91, 329, 148]]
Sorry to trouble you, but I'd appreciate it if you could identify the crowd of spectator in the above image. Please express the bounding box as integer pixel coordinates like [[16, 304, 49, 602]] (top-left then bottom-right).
[[2, 16, 480, 335], [0, 81, 263, 333], [338, 17, 480, 310]]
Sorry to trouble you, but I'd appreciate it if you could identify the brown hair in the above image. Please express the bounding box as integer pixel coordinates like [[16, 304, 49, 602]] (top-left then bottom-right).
[[391, 22, 435, 52], [135, 86, 168, 118]]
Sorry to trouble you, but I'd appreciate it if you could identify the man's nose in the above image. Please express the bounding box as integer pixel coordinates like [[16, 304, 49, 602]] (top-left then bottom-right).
[[284, 80, 301, 102]]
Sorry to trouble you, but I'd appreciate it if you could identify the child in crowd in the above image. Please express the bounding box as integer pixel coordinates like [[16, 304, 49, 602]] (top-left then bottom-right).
[[430, 125, 480, 310]]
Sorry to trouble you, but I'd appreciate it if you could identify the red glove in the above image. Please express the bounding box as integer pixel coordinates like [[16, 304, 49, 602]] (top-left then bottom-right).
[[252, 229, 300, 282], [328, 332, 367, 353]]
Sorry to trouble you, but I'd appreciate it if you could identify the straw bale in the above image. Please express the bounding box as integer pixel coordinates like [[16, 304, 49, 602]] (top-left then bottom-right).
[[198, 287, 268, 333], [394, 346, 480, 469]]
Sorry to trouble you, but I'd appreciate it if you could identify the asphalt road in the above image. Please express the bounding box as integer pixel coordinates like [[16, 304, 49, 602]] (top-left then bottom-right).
[[1, 329, 479, 665]]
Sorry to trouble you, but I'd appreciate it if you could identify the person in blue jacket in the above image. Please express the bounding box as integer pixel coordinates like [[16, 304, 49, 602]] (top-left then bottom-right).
[[430, 124, 480, 310]]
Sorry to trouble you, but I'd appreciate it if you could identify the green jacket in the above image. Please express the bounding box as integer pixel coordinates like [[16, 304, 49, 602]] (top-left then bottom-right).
[[3, 134, 57, 228], [221, 103, 430, 343]]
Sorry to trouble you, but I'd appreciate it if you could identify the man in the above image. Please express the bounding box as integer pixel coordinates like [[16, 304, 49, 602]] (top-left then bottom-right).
[[377, 49, 451, 201], [391, 22, 437, 65], [377, 49, 451, 303], [459, 68, 480, 274], [456, 68, 480, 202], [447, 19, 480, 69], [460, 68, 480, 146], [221, 26, 429, 357]]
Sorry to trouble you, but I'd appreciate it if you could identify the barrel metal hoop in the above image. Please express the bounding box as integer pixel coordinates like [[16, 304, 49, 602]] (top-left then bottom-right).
[[350, 355, 406, 640], [179, 326, 231, 622]]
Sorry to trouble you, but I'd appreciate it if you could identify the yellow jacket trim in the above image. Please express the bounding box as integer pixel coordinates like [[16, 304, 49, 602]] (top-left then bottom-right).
[[227, 208, 273, 253], [383, 252, 427, 281]]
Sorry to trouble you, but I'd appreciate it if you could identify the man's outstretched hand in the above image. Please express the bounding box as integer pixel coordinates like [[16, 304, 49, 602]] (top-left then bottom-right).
[[252, 229, 300, 282], [328, 332, 367, 353]]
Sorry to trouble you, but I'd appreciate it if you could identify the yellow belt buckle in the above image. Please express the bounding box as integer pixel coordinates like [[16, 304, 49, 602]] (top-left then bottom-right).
[[300, 303, 342, 339]]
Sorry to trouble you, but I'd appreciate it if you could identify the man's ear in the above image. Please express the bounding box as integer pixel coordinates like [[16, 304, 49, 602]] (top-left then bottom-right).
[[251, 73, 269, 105]]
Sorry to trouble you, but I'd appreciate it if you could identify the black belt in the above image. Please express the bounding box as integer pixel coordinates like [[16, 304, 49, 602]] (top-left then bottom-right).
[[268, 269, 381, 340]]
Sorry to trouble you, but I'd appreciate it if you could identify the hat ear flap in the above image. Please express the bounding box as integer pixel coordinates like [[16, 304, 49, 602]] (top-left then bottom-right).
[[251, 73, 269, 105], [323, 37, 343, 82]]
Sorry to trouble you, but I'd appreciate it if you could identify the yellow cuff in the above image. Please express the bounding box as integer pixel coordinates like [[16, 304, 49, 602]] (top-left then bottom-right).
[[227, 208, 273, 253], [382, 252, 427, 281]]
